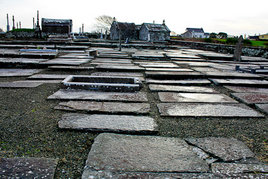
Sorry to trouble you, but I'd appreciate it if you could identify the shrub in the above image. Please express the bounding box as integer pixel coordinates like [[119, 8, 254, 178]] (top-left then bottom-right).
[[243, 39, 252, 46], [226, 38, 238, 45], [10, 28, 35, 32], [204, 38, 213, 43]]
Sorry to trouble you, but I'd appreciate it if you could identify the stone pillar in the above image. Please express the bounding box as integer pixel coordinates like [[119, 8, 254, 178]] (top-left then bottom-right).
[[12, 16, 15, 30], [6, 14, 10, 32], [233, 35, 243, 61]]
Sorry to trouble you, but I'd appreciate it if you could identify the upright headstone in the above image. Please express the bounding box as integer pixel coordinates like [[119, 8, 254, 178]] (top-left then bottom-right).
[[12, 15, 15, 30], [6, 14, 10, 32], [233, 35, 243, 61]]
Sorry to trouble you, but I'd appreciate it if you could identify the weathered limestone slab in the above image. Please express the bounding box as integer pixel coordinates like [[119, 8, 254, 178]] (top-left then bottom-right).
[[48, 66, 94, 71], [212, 163, 268, 174], [0, 157, 58, 179], [225, 86, 268, 93], [28, 74, 69, 80], [48, 89, 148, 102], [55, 101, 150, 114], [191, 67, 219, 72], [174, 61, 214, 67], [145, 68, 193, 72], [0, 81, 43, 88], [255, 104, 268, 114], [91, 72, 144, 81], [146, 79, 211, 85], [96, 65, 144, 71], [149, 85, 218, 93], [203, 71, 261, 79], [22, 80, 62, 84], [40, 58, 90, 66], [145, 71, 203, 78], [158, 92, 237, 103], [211, 79, 268, 87], [157, 103, 264, 117], [140, 64, 178, 68], [232, 92, 268, 104], [83, 133, 209, 173], [185, 138, 255, 162], [59, 113, 157, 133], [0, 58, 48, 65], [0, 69, 42, 77]]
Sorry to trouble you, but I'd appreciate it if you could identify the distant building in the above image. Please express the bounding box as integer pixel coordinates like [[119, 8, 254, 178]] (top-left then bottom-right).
[[41, 18, 72, 34], [110, 21, 137, 40], [139, 21, 170, 42], [248, 35, 259, 40], [181, 28, 209, 38], [259, 34, 268, 40]]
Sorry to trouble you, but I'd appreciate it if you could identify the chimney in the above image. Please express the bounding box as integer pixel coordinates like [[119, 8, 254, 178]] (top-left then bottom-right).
[[82, 24, 84, 34], [6, 14, 10, 32], [36, 10, 40, 28], [163, 19, 165, 25], [113, 17, 116, 22], [19, 21, 21, 29], [33, 17, 35, 29], [153, 20, 155, 24]]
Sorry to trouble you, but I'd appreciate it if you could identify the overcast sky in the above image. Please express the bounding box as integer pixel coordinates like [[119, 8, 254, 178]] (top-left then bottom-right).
[[0, 0, 267, 36]]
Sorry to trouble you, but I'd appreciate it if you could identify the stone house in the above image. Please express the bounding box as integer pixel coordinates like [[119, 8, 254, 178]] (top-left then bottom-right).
[[41, 18, 72, 34], [110, 21, 137, 40], [259, 34, 268, 41], [181, 28, 209, 38], [139, 21, 170, 42]]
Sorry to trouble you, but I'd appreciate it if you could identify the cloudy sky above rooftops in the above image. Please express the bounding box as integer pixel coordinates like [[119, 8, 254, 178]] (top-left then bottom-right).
[[0, 0, 267, 36]]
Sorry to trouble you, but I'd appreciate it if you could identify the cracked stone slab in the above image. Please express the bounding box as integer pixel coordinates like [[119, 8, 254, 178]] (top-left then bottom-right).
[[203, 71, 261, 79], [211, 79, 268, 87], [0, 81, 43, 88], [28, 74, 70, 80], [83, 133, 209, 174], [146, 79, 211, 85], [158, 92, 237, 103], [225, 86, 268, 93], [149, 85, 218, 93], [212, 163, 268, 174], [0, 69, 42, 77], [48, 89, 148, 102], [59, 113, 157, 133], [232, 92, 268, 104], [82, 169, 266, 179], [185, 137, 255, 162], [0, 157, 58, 179], [55, 101, 150, 114], [145, 71, 203, 78], [157, 103, 264, 117]]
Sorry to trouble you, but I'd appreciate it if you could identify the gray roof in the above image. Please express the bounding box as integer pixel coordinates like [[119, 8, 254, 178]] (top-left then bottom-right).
[[143, 23, 170, 32], [186, 28, 204, 33], [42, 18, 72, 25], [114, 22, 136, 31]]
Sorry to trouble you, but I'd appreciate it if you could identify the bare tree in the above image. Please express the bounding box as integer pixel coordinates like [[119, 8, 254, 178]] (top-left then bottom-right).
[[94, 15, 115, 33]]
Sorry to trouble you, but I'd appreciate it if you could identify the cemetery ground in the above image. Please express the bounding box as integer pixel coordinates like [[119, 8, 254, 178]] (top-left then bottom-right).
[[0, 43, 267, 178]]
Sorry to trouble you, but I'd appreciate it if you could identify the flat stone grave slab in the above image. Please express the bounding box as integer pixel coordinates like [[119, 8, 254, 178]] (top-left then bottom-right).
[[158, 92, 237, 103], [149, 84, 218, 93], [198, 53, 234, 60], [191, 67, 220, 72], [225, 86, 268, 93], [232, 92, 268, 104], [28, 74, 69, 80], [48, 66, 94, 71], [83, 133, 209, 175], [186, 137, 255, 162], [0, 81, 43, 88], [211, 163, 268, 174], [40, 58, 91, 66], [167, 54, 201, 59], [23, 80, 62, 84], [96, 65, 144, 71], [0, 58, 48, 64], [145, 71, 203, 78], [241, 56, 268, 62], [92, 62, 134, 66], [255, 103, 268, 114], [145, 68, 193, 72], [157, 103, 264, 117], [146, 79, 211, 85], [55, 101, 150, 114], [174, 61, 214, 67], [48, 89, 148, 102], [0, 69, 42, 77], [203, 71, 261, 79], [59, 113, 157, 133], [91, 72, 144, 81], [211, 79, 268, 87], [82, 169, 267, 179], [0, 157, 58, 179], [140, 63, 178, 68]]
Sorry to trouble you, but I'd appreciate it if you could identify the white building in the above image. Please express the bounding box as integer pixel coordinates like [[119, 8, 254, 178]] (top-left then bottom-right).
[[181, 28, 209, 38]]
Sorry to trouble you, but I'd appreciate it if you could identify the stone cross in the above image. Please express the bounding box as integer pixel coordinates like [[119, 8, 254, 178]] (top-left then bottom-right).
[[233, 35, 243, 61]]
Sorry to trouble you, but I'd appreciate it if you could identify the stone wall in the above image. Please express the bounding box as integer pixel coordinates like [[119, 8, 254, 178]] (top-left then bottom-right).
[[170, 40, 268, 59]]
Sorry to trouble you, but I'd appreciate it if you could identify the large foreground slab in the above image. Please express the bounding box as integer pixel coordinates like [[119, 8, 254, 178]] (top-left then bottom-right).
[[225, 86, 268, 93], [157, 103, 264, 117], [48, 89, 148, 102], [55, 101, 150, 114], [0, 157, 58, 179], [83, 133, 209, 174], [0, 81, 43, 88], [158, 92, 237, 103], [59, 113, 157, 133], [0, 69, 42, 77]]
